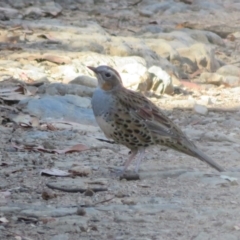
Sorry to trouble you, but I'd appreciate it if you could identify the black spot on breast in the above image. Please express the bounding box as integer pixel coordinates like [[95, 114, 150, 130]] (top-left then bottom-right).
[[129, 143, 137, 146], [127, 129, 133, 133], [126, 120, 131, 123], [123, 124, 128, 128], [134, 129, 140, 134], [138, 143, 143, 147], [124, 134, 129, 137]]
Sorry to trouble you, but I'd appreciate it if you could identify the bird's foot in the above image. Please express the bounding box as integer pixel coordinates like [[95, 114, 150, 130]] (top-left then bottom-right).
[[109, 167, 140, 180]]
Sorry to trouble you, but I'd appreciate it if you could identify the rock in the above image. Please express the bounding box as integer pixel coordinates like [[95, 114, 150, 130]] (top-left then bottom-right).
[[146, 39, 179, 60], [51, 65, 78, 83], [108, 40, 132, 56], [69, 75, 97, 88], [138, 9, 153, 17], [41, 189, 57, 200], [184, 29, 225, 46], [178, 43, 220, 72], [47, 216, 88, 233], [42, 2, 63, 17], [8, 0, 27, 9], [21, 207, 77, 218], [24, 7, 43, 19], [38, 83, 94, 97], [193, 232, 211, 240], [200, 72, 240, 87], [199, 72, 223, 85], [69, 165, 92, 177], [216, 65, 240, 77], [18, 95, 95, 124], [139, 1, 173, 14], [0, 7, 21, 20], [148, 66, 174, 94], [140, 24, 164, 34], [223, 76, 240, 87], [193, 104, 208, 115], [50, 234, 69, 240]]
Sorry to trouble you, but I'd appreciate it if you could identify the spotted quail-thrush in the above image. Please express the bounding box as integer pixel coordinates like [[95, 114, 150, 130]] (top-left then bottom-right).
[[88, 65, 225, 173]]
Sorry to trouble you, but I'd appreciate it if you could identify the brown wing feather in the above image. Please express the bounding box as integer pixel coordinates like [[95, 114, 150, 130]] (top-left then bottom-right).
[[117, 88, 190, 141]]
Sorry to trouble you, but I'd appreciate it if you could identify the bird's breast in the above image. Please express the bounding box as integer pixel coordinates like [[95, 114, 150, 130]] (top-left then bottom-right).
[[91, 88, 115, 117]]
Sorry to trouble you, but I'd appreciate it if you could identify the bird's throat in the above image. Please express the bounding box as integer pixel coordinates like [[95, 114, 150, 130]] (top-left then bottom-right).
[[101, 82, 113, 91]]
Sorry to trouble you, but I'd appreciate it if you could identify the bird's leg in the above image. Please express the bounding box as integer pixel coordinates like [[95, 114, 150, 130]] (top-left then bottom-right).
[[122, 149, 138, 172], [134, 148, 145, 173]]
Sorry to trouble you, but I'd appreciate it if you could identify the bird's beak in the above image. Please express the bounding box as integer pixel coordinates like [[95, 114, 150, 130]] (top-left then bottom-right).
[[87, 66, 97, 73]]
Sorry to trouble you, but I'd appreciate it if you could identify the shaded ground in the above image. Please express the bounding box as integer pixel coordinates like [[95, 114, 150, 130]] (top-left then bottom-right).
[[0, 0, 240, 240]]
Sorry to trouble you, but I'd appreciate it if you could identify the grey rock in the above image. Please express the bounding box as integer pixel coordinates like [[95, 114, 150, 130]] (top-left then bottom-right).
[[140, 169, 187, 180], [178, 43, 220, 72], [138, 9, 153, 17], [0, 7, 21, 20], [193, 104, 208, 115], [0, 206, 22, 214], [211, 234, 238, 240], [18, 95, 95, 124], [47, 215, 88, 233], [8, 0, 29, 8], [216, 65, 240, 77], [200, 72, 240, 87], [140, 1, 173, 14], [148, 65, 173, 94], [50, 234, 69, 240], [140, 25, 164, 34], [182, 29, 225, 46], [193, 232, 210, 240], [223, 76, 240, 87], [38, 83, 94, 97], [199, 72, 223, 85], [21, 207, 77, 218], [69, 75, 97, 88]]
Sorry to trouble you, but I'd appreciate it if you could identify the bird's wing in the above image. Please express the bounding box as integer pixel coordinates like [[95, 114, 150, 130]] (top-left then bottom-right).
[[117, 88, 189, 141]]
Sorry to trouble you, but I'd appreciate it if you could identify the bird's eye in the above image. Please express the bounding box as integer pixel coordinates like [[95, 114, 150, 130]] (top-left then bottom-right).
[[105, 72, 111, 78]]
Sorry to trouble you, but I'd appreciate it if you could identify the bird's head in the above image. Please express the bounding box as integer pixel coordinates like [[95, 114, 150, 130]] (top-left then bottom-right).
[[88, 65, 123, 91]]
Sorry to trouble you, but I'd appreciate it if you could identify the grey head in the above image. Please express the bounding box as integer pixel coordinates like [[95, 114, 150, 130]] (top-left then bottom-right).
[[88, 65, 123, 92]]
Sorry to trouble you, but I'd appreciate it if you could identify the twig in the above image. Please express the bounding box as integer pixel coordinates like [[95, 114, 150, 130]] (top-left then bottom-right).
[[46, 183, 108, 193], [128, 0, 142, 6]]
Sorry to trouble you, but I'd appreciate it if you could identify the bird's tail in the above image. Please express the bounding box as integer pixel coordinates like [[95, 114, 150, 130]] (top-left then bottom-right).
[[187, 145, 225, 172]]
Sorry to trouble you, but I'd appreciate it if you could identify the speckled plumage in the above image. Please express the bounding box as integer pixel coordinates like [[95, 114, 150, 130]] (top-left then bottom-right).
[[88, 65, 225, 173]]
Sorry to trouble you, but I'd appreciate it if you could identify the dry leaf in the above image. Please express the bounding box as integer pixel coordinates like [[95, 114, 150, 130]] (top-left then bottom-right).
[[0, 217, 9, 223], [38, 34, 61, 43], [0, 191, 11, 198], [10, 113, 40, 128], [55, 144, 89, 154], [12, 142, 89, 154], [41, 54, 71, 64], [40, 168, 70, 177], [0, 84, 34, 101]]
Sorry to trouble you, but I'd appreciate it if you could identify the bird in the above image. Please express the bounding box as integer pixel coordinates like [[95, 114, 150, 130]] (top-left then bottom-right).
[[88, 65, 225, 173]]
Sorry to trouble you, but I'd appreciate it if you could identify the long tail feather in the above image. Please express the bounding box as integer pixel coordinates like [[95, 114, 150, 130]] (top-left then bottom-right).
[[189, 146, 225, 172]]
